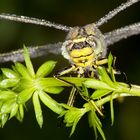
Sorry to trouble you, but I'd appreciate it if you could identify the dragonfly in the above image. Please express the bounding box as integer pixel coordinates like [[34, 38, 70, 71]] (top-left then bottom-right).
[[0, 0, 140, 107]]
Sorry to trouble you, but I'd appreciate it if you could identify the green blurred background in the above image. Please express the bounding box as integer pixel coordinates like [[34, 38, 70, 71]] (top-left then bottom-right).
[[0, 0, 140, 140]]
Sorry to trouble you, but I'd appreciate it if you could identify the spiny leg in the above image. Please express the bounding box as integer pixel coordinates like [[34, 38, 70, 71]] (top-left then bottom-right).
[[90, 58, 109, 116], [95, 58, 108, 66], [67, 87, 77, 106], [89, 100, 104, 116], [54, 65, 80, 107]]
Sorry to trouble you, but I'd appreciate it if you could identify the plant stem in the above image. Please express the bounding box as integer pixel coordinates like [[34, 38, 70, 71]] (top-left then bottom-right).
[[38, 77, 140, 107], [96, 83, 140, 107], [38, 77, 89, 87]]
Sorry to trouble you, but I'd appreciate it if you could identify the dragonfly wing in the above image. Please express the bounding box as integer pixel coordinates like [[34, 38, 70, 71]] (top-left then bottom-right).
[[0, 13, 71, 32], [96, 0, 139, 27], [0, 42, 62, 63], [104, 22, 140, 46]]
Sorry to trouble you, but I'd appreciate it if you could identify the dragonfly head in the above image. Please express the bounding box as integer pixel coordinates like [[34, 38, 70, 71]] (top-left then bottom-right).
[[61, 24, 107, 68]]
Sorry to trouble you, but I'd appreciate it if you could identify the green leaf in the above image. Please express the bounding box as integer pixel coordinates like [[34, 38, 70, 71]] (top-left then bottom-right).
[[1, 100, 15, 114], [15, 62, 32, 79], [33, 91, 43, 128], [19, 104, 24, 121], [10, 103, 18, 119], [1, 68, 19, 79], [0, 102, 3, 109], [0, 91, 16, 100], [23, 46, 35, 78], [88, 111, 98, 139], [97, 67, 115, 87], [108, 52, 113, 73], [96, 123, 106, 140], [18, 88, 35, 104], [0, 79, 19, 88], [110, 68, 116, 83], [38, 77, 88, 88], [91, 89, 112, 99], [84, 79, 114, 90], [60, 103, 71, 110], [1, 114, 9, 127], [110, 92, 115, 125], [69, 108, 87, 136], [12, 65, 19, 74], [0, 75, 3, 81], [16, 104, 24, 122], [36, 61, 56, 78], [16, 78, 33, 91], [88, 110, 106, 140], [94, 111, 106, 140], [81, 84, 90, 98], [39, 90, 64, 114], [44, 87, 63, 94], [61, 106, 87, 136]]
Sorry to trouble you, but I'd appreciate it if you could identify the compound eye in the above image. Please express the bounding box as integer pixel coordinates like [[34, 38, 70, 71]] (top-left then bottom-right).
[[86, 35, 97, 47], [86, 35, 102, 55]]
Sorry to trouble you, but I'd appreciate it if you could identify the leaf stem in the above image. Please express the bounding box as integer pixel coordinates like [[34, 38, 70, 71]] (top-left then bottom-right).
[[96, 83, 140, 107]]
